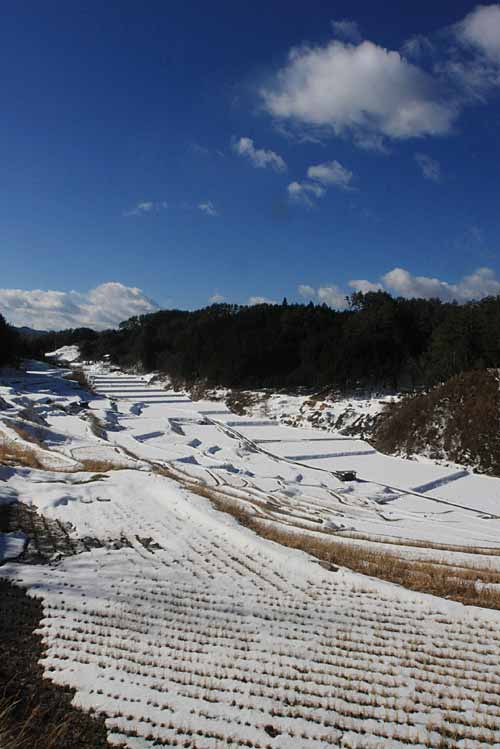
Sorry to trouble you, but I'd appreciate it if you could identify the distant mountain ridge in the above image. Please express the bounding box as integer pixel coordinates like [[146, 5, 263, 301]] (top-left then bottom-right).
[[16, 326, 48, 336]]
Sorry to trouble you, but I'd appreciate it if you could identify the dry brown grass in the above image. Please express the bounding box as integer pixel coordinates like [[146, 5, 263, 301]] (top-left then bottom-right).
[[0, 580, 115, 749], [7, 422, 45, 448], [335, 529, 500, 556], [225, 389, 264, 415], [85, 413, 106, 439], [0, 436, 129, 474], [201, 490, 500, 611], [78, 458, 128, 472], [0, 437, 44, 469], [0, 699, 69, 749]]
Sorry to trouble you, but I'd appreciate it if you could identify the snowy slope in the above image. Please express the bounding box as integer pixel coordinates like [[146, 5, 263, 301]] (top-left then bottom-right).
[[1, 363, 500, 748], [45, 345, 81, 364], [239, 389, 398, 437]]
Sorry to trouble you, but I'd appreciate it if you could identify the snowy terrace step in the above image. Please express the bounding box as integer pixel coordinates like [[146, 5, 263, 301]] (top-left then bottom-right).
[[223, 420, 276, 427], [77, 363, 500, 535], [255, 437, 363, 443], [411, 469, 470, 494], [284, 449, 377, 461]]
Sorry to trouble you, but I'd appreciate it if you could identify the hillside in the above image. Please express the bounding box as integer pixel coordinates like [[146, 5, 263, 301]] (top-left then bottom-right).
[[226, 388, 397, 439], [2, 360, 500, 748], [22, 291, 500, 393], [374, 369, 500, 475]]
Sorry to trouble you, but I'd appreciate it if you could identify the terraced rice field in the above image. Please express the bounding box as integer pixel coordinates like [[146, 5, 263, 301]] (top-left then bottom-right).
[[2, 362, 500, 747]]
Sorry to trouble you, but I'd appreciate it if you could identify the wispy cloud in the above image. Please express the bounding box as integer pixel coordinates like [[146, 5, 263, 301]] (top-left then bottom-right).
[[331, 18, 362, 43], [232, 137, 287, 172], [209, 292, 225, 303], [124, 201, 167, 217], [442, 4, 500, 99], [415, 152, 442, 182], [0, 282, 159, 331], [198, 200, 219, 217], [307, 160, 354, 190], [190, 143, 225, 158], [401, 34, 435, 61], [455, 4, 500, 63], [248, 295, 277, 305], [190, 142, 210, 156], [287, 180, 325, 207], [288, 159, 355, 206]]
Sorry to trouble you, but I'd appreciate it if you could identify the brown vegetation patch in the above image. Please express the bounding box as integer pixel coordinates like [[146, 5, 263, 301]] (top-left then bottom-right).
[[0, 437, 44, 469], [7, 422, 46, 448], [78, 458, 129, 472], [85, 413, 107, 439], [204, 491, 500, 611], [336, 529, 500, 556], [0, 580, 114, 749], [225, 389, 266, 416], [374, 369, 500, 475], [63, 368, 89, 388]]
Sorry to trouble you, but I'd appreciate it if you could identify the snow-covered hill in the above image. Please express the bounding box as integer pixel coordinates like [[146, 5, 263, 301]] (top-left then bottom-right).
[[45, 344, 81, 364]]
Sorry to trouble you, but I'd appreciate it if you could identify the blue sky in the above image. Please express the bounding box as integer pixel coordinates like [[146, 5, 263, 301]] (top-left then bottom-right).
[[2, 1, 500, 328]]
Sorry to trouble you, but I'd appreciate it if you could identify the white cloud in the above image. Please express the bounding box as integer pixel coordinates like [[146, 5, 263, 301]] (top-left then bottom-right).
[[331, 19, 362, 43], [317, 285, 349, 308], [232, 137, 287, 172], [297, 284, 349, 309], [298, 284, 316, 298], [287, 180, 326, 206], [0, 282, 159, 331], [348, 279, 384, 294], [289, 159, 355, 207], [299, 267, 500, 307], [456, 4, 500, 62], [307, 160, 354, 190], [248, 295, 276, 305], [198, 200, 219, 217], [381, 266, 500, 301], [261, 39, 456, 145], [124, 201, 167, 217], [415, 152, 442, 182], [209, 292, 225, 303], [262, 8, 500, 148], [435, 5, 500, 99]]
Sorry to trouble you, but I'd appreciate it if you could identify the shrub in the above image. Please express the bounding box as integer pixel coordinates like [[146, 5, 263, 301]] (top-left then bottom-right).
[[374, 369, 500, 475]]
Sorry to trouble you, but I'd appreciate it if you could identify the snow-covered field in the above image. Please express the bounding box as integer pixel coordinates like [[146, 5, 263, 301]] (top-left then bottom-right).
[[2, 362, 500, 747]]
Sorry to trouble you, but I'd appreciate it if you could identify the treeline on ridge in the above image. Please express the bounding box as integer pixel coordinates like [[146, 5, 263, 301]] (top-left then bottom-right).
[[0, 314, 22, 367], [21, 291, 500, 391]]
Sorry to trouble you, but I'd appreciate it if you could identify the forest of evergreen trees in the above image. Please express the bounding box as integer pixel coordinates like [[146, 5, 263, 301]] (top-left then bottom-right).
[[18, 291, 500, 391], [0, 314, 22, 368]]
